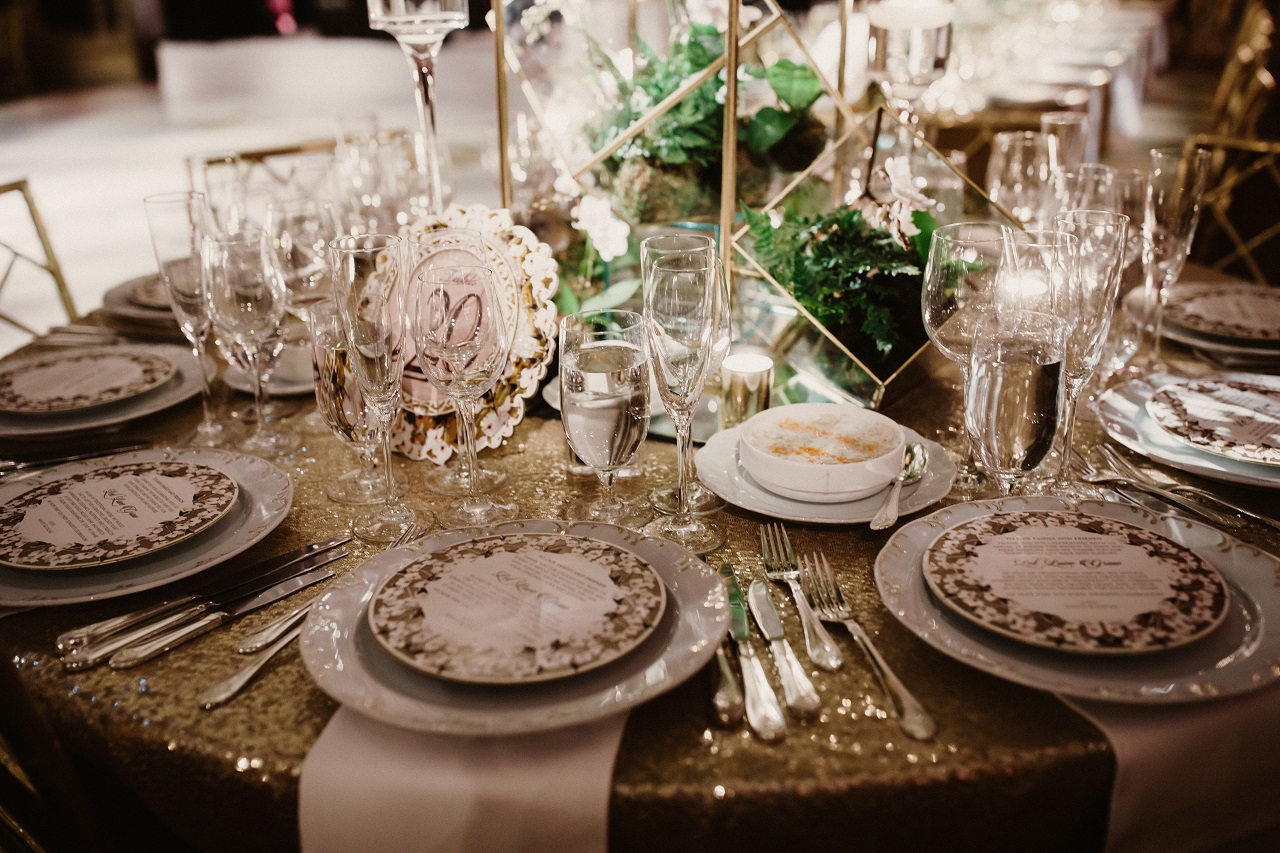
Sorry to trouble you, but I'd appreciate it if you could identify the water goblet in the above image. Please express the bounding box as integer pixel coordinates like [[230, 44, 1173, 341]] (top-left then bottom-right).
[[331, 233, 423, 542], [559, 310, 651, 529], [1040, 164, 1117, 225], [142, 191, 234, 448], [309, 300, 402, 505], [1141, 145, 1212, 372], [410, 264, 517, 527], [920, 221, 1015, 497], [985, 130, 1050, 226], [640, 251, 726, 554], [402, 228, 506, 496], [201, 228, 300, 457], [639, 233, 726, 517], [966, 310, 1068, 497], [366, 0, 469, 215]]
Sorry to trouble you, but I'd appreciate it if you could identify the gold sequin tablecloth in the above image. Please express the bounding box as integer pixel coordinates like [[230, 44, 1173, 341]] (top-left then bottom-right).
[[3, 352, 1278, 853]]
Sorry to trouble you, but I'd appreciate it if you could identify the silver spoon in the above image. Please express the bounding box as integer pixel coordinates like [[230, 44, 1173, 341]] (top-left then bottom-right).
[[870, 443, 927, 531]]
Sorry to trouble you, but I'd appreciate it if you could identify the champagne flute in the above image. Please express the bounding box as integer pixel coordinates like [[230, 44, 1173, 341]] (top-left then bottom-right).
[[640, 233, 726, 517], [641, 251, 726, 555], [142, 191, 233, 448], [966, 310, 1067, 497], [201, 228, 299, 457], [1050, 211, 1129, 494], [1141, 145, 1212, 372], [559, 310, 651, 529], [920, 221, 1014, 497], [365, 0, 469, 215], [331, 233, 423, 542], [410, 264, 517, 527], [1097, 168, 1152, 383], [402, 227, 506, 495], [309, 300, 402, 505]]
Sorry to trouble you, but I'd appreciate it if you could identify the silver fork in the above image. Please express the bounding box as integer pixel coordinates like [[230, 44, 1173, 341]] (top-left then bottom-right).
[[1093, 445, 1253, 529], [760, 523, 842, 671], [800, 551, 936, 740]]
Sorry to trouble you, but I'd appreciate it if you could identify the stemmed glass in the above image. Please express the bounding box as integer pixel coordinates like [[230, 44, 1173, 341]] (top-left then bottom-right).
[[640, 234, 726, 517], [201, 228, 299, 457], [641, 251, 726, 555], [142, 191, 232, 448], [1040, 164, 1117, 225], [966, 310, 1068, 496], [985, 131, 1050, 226], [1098, 168, 1153, 383], [559, 310, 651, 529], [331, 234, 423, 542], [403, 228, 506, 496], [366, 0, 469, 215], [1048, 212, 1129, 494], [921, 221, 1014, 497], [1141, 145, 1212, 372], [410, 264, 517, 527], [309, 300, 400, 505]]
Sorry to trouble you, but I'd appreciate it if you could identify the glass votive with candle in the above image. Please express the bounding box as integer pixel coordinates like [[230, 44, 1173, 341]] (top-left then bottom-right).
[[720, 351, 774, 430]]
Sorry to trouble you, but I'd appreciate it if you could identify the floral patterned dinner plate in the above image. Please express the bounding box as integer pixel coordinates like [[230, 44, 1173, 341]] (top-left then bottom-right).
[[1146, 379, 1280, 467], [877, 497, 1278, 703], [922, 510, 1230, 655], [0, 461, 239, 570], [1164, 283, 1280, 345], [367, 532, 666, 685], [0, 348, 175, 414], [390, 204, 558, 464]]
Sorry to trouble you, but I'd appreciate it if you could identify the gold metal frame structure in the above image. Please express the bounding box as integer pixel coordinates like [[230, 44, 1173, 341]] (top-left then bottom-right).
[[0, 179, 77, 337], [1187, 133, 1280, 285]]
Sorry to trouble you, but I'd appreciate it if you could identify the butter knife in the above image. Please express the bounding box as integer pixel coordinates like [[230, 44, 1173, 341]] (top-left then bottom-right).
[[720, 564, 785, 742], [108, 561, 340, 669], [55, 535, 352, 652], [747, 579, 821, 719]]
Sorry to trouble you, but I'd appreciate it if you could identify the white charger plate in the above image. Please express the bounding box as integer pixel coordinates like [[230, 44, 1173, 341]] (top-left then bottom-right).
[[0, 448, 292, 606], [301, 519, 727, 736], [876, 496, 1280, 703], [1122, 283, 1280, 363], [0, 344, 201, 439], [101, 275, 177, 326], [1094, 372, 1280, 488], [224, 365, 315, 397], [694, 426, 954, 524]]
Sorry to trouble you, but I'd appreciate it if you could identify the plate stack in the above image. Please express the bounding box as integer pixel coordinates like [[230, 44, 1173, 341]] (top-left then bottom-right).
[[100, 274, 183, 339], [300, 520, 727, 736], [1150, 281, 1280, 368]]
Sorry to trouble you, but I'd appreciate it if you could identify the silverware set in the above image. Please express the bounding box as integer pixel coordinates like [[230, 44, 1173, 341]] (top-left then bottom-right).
[[715, 524, 935, 742]]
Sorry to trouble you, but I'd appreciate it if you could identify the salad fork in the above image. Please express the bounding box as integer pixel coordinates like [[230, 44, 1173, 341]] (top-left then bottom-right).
[[760, 523, 842, 671], [1081, 446, 1249, 529], [800, 551, 935, 740]]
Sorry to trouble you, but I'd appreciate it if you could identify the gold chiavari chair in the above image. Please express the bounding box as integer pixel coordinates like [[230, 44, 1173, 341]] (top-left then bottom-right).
[[1208, 0, 1274, 138], [0, 179, 77, 340], [1187, 134, 1280, 285]]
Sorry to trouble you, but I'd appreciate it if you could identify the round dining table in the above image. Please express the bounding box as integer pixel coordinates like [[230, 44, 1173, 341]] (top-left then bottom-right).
[[1, 332, 1277, 853]]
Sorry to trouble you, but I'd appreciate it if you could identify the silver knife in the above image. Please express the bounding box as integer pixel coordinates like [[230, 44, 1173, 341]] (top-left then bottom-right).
[[748, 579, 821, 719], [720, 564, 785, 742], [62, 549, 347, 671], [55, 535, 352, 652], [109, 560, 342, 669]]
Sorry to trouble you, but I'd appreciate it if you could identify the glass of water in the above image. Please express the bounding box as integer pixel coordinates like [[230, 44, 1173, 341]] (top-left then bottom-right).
[[559, 310, 651, 530]]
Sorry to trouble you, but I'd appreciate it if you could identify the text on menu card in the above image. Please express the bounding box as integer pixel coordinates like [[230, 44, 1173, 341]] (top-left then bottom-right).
[[17, 473, 199, 546]]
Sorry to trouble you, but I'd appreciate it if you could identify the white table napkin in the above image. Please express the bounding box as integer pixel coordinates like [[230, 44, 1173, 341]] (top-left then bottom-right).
[[300, 708, 627, 853], [1065, 683, 1280, 853]]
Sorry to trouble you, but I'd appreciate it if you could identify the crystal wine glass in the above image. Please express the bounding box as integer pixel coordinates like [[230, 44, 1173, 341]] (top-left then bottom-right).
[[966, 310, 1067, 496], [559, 310, 651, 529], [1141, 145, 1212, 372], [201, 228, 299, 457], [641, 251, 726, 554], [1097, 168, 1152, 383], [331, 233, 423, 542], [921, 221, 1015, 497], [1040, 164, 1117, 225], [309, 300, 403, 505], [1049, 212, 1129, 494], [410, 264, 517, 527], [365, 0, 469, 215], [985, 130, 1051, 227], [142, 191, 233, 448], [403, 227, 506, 496], [639, 233, 726, 517]]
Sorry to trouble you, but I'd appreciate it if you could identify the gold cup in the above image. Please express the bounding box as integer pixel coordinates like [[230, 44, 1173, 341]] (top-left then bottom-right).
[[720, 351, 773, 430]]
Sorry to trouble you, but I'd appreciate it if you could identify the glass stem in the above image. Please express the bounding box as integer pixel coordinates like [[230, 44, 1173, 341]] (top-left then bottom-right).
[[1059, 379, 1084, 482], [673, 418, 692, 521], [456, 397, 480, 501], [247, 345, 267, 441], [192, 334, 217, 431], [379, 413, 399, 513], [400, 41, 445, 215], [595, 469, 622, 515]]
